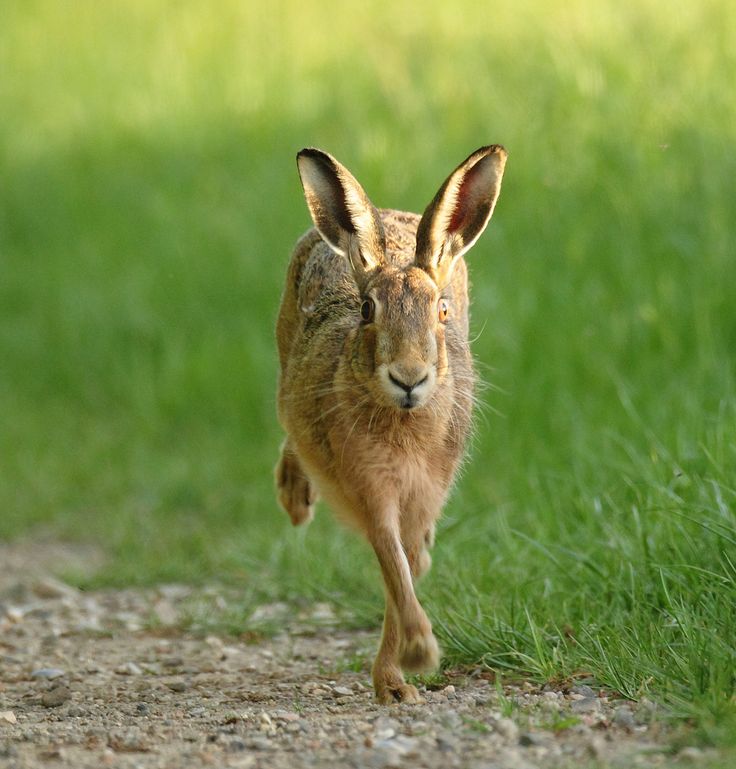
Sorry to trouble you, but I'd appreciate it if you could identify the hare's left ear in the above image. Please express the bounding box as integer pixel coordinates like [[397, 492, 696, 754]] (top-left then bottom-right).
[[415, 145, 507, 286]]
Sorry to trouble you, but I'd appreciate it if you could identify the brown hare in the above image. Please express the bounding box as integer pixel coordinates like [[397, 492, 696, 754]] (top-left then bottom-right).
[[275, 145, 507, 704]]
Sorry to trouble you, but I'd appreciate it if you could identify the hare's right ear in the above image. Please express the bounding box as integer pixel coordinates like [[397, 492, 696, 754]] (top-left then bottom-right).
[[297, 149, 386, 282]]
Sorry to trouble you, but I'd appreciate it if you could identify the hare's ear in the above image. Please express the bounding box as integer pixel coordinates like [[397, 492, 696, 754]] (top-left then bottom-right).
[[415, 145, 507, 286], [297, 148, 386, 281]]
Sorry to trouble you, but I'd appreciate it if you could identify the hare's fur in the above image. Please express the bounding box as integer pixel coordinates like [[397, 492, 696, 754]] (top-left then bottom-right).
[[275, 146, 506, 704]]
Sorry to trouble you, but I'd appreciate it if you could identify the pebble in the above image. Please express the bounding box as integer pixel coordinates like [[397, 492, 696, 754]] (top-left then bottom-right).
[[167, 679, 188, 692], [373, 716, 400, 740], [494, 717, 520, 742], [613, 705, 636, 728], [571, 684, 597, 699], [272, 710, 301, 722], [0, 711, 17, 725], [678, 746, 705, 762], [116, 661, 143, 676], [31, 667, 65, 680], [332, 685, 353, 698], [571, 697, 600, 713], [519, 731, 544, 747], [32, 577, 78, 599], [586, 734, 607, 759], [5, 606, 24, 623], [244, 736, 271, 751], [41, 685, 72, 708]]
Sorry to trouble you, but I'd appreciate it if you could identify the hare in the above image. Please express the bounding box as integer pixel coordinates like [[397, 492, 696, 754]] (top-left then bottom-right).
[[275, 145, 507, 704]]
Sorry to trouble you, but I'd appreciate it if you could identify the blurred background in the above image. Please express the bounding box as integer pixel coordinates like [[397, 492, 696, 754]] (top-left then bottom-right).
[[1, 0, 735, 737]]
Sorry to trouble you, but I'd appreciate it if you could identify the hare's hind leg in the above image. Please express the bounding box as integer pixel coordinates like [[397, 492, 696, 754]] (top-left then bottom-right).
[[372, 591, 422, 704], [275, 439, 318, 526]]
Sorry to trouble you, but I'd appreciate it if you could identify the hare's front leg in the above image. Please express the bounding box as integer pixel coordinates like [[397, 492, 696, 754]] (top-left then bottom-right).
[[274, 439, 318, 526], [367, 511, 440, 699], [372, 591, 423, 704]]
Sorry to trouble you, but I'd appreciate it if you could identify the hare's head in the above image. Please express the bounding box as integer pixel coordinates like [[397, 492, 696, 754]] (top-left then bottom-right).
[[297, 145, 507, 411]]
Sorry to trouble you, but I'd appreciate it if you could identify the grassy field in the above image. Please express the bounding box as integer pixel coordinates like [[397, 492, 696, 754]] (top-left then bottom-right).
[[2, 0, 735, 748]]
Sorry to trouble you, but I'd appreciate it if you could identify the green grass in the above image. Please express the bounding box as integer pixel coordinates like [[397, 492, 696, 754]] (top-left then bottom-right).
[[2, 0, 735, 749]]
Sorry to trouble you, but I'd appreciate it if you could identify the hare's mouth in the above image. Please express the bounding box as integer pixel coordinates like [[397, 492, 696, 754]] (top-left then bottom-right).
[[379, 364, 434, 411]]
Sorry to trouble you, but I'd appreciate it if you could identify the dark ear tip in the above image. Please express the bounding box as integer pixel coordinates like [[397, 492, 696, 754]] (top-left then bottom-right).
[[296, 148, 337, 176], [475, 144, 507, 159], [297, 147, 329, 163]]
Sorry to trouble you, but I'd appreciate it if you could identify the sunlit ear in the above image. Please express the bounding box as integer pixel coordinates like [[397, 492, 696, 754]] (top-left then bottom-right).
[[415, 145, 507, 286], [297, 148, 386, 282]]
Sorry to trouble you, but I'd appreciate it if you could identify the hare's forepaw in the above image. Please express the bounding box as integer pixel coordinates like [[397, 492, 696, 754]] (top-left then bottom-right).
[[376, 682, 423, 705], [275, 450, 317, 526], [373, 665, 423, 705], [400, 628, 440, 673]]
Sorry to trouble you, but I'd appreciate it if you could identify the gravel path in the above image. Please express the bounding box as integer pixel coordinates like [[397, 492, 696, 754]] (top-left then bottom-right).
[[0, 541, 718, 768]]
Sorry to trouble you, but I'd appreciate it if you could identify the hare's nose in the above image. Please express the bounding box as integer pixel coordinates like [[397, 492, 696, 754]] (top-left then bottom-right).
[[388, 370, 429, 394]]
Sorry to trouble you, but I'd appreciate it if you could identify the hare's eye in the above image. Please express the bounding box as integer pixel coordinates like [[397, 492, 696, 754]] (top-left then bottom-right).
[[438, 298, 449, 323], [360, 298, 375, 323]]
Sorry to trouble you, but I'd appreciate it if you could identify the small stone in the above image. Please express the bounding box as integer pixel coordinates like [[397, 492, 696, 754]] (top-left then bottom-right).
[[385, 735, 419, 756], [158, 584, 192, 601], [333, 685, 353, 698], [571, 697, 600, 713], [436, 732, 458, 752], [519, 731, 543, 747], [0, 711, 17, 725], [31, 667, 65, 680], [153, 599, 179, 626], [586, 735, 607, 759], [439, 710, 463, 730], [373, 716, 400, 741], [571, 684, 596, 699], [42, 685, 72, 708], [272, 710, 300, 722], [167, 679, 188, 692], [244, 736, 271, 751], [441, 684, 456, 697], [250, 603, 289, 623], [678, 747, 705, 762], [494, 717, 519, 742], [116, 662, 143, 676], [613, 705, 635, 728], [108, 730, 149, 752], [5, 607, 24, 623], [32, 578, 78, 599], [136, 703, 150, 716]]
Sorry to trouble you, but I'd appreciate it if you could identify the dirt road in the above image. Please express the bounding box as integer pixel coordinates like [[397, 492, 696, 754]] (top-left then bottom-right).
[[0, 541, 715, 768]]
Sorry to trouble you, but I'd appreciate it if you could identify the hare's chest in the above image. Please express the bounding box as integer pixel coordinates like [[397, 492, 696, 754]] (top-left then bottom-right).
[[355, 440, 445, 506]]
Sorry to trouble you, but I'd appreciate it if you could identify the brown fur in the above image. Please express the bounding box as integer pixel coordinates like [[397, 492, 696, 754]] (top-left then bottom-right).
[[275, 146, 507, 704]]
